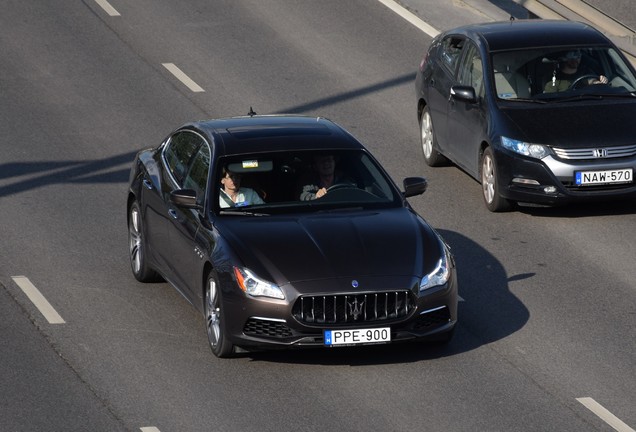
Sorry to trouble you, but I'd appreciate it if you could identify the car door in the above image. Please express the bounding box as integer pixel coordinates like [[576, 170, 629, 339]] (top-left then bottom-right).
[[446, 42, 486, 176], [427, 35, 466, 162], [166, 133, 211, 300]]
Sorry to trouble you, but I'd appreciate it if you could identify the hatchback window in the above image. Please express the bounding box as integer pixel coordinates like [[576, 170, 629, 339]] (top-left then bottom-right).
[[440, 36, 465, 74], [491, 46, 636, 100]]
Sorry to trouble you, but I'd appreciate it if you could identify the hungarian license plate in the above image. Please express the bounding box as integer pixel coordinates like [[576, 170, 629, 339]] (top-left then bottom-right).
[[324, 327, 391, 346], [575, 168, 633, 185]]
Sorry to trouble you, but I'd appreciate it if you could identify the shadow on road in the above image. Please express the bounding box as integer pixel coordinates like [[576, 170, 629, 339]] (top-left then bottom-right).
[[0, 151, 136, 198]]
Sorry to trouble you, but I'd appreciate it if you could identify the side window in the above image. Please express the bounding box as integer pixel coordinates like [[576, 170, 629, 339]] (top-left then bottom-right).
[[183, 143, 211, 205], [163, 131, 202, 186], [458, 43, 484, 97], [440, 36, 465, 75]]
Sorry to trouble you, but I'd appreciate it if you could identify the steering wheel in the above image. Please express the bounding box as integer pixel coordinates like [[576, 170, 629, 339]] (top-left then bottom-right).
[[569, 74, 601, 90], [326, 183, 356, 192]]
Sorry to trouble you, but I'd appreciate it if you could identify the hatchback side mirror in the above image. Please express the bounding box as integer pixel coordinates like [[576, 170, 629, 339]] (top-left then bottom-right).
[[450, 85, 477, 103], [403, 177, 428, 197], [170, 189, 201, 209]]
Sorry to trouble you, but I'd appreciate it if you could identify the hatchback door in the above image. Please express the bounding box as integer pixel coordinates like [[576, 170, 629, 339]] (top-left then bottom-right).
[[427, 35, 467, 161], [446, 41, 487, 176]]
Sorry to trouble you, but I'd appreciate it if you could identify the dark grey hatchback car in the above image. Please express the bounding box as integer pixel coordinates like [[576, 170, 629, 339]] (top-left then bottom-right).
[[415, 20, 636, 211]]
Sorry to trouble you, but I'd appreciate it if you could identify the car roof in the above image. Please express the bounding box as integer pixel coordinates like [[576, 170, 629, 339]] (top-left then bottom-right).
[[446, 20, 612, 52], [181, 115, 363, 156]]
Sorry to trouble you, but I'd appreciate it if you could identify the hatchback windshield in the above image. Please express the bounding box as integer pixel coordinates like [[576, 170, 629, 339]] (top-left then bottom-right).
[[214, 149, 401, 214], [491, 46, 636, 100]]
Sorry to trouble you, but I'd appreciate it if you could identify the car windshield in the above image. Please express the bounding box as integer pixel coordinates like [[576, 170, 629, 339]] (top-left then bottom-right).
[[491, 46, 636, 101], [213, 149, 402, 215]]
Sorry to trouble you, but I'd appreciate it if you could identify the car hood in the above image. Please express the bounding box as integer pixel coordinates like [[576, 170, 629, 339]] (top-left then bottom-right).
[[500, 100, 636, 147], [216, 208, 442, 286]]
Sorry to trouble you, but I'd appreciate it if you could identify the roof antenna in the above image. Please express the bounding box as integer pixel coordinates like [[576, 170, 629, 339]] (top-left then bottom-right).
[[248, 107, 257, 116], [510, 15, 515, 21]]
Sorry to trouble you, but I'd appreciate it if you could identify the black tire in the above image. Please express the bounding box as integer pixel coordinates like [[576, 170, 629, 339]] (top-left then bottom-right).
[[205, 274, 234, 358], [419, 107, 446, 167], [128, 201, 161, 282], [480, 147, 513, 212]]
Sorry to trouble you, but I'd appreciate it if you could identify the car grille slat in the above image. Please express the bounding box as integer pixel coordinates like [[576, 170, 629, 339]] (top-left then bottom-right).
[[553, 144, 636, 160], [292, 291, 415, 325]]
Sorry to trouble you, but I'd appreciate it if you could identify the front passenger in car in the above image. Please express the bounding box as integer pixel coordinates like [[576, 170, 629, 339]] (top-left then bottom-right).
[[219, 167, 265, 208]]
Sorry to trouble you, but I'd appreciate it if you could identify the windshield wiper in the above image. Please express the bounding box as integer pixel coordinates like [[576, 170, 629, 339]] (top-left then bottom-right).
[[551, 92, 636, 103], [219, 209, 269, 216], [508, 98, 548, 104]]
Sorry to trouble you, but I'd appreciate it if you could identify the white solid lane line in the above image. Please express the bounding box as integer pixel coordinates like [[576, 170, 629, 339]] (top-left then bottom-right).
[[376, 0, 440, 37], [94, 0, 120, 17], [162, 63, 205, 93], [140, 427, 161, 432], [577, 398, 635, 432], [11, 276, 65, 324]]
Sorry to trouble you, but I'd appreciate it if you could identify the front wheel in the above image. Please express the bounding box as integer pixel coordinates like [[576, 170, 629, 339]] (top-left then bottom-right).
[[420, 107, 446, 167], [205, 274, 234, 358], [481, 147, 513, 212]]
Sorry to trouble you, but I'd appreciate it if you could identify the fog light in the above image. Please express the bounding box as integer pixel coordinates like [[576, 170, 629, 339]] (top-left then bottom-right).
[[543, 186, 557, 194], [512, 178, 540, 185]]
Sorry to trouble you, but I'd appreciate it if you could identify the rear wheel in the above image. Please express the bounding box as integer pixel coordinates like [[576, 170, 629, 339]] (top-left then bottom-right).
[[128, 201, 161, 282], [205, 274, 234, 358], [420, 107, 446, 167], [481, 147, 513, 212]]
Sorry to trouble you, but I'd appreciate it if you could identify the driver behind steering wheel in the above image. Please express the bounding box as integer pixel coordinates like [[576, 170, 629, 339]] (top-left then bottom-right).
[[543, 49, 608, 93], [298, 154, 352, 200]]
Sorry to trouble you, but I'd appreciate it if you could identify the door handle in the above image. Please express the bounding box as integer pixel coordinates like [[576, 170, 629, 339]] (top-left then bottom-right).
[[168, 209, 178, 219], [143, 179, 153, 190]]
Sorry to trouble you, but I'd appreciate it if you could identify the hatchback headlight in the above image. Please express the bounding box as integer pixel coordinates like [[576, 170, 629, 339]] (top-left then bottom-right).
[[501, 136, 549, 159], [233, 267, 285, 300], [420, 243, 452, 292]]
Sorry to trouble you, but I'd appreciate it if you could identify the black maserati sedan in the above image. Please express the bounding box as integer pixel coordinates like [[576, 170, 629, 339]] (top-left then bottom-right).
[[127, 114, 457, 357], [415, 20, 636, 211]]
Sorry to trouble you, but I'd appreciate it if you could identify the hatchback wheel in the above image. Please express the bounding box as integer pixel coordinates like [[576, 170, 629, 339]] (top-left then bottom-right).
[[128, 201, 161, 282], [481, 147, 513, 212], [420, 107, 446, 167], [205, 275, 234, 358]]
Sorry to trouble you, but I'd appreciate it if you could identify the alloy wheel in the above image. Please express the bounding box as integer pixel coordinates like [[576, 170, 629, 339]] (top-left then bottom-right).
[[206, 278, 221, 348]]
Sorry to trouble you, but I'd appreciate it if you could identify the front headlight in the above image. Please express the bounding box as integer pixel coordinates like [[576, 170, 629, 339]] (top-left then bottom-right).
[[420, 243, 452, 292], [501, 136, 549, 159], [233, 267, 285, 300]]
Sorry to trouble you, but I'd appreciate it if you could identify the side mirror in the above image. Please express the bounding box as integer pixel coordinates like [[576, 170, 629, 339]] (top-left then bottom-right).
[[403, 177, 427, 198], [170, 189, 201, 209], [450, 85, 477, 103]]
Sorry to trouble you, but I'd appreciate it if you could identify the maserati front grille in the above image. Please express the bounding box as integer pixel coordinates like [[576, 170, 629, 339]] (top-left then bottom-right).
[[292, 291, 415, 326]]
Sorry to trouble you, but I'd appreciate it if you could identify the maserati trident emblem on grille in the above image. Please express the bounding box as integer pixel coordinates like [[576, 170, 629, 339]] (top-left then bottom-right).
[[347, 298, 365, 321], [593, 148, 608, 158]]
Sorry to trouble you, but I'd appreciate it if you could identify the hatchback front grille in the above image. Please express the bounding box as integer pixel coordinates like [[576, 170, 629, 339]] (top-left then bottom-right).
[[552, 144, 636, 160], [292, 291, 415, 326]]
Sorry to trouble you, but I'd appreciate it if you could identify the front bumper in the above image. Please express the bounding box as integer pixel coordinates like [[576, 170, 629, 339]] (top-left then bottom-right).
[[495, 149, 636, 205], [219, 271, 458, 351]]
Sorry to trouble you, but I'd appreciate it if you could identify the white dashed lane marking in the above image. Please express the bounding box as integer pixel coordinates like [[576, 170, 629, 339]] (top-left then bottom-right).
[[162, 63, 205, 93], [12, 276, 65, 324], [577, 398, 635, 432], [94, 0, 120, 16]]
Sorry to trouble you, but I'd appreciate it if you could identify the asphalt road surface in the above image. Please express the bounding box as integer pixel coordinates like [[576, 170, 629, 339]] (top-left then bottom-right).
[[1, 1, 634, 431]]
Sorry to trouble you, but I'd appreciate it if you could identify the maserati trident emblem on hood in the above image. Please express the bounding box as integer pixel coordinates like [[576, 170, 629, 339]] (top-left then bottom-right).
[[351, 280, 359, 288]]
